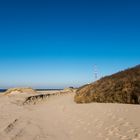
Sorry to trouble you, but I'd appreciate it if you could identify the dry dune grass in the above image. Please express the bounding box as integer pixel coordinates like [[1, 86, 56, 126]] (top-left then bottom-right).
[[64, 87, 78, 92], [4, 87, 37, 95], [75, 65, 140, 104]]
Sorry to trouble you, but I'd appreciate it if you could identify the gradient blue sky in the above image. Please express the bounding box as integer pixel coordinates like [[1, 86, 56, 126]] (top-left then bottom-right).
[[0, 0, 140, 88]]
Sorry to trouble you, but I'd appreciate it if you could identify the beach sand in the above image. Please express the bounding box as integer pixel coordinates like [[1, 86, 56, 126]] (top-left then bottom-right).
[[0, 90, 140, 140]]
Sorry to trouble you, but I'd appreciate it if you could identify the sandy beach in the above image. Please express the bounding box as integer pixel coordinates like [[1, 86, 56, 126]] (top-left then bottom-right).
[[1, 0, 140, 139], [0, 90, 140, 140]]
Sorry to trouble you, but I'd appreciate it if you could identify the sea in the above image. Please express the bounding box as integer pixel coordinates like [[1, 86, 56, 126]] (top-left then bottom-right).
[[0, 89, 7, 93], [0, 89, 62, 93]]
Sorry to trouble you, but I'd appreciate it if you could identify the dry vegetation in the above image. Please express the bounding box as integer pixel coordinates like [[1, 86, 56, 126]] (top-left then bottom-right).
[[74, 65, 140, 104], [4, 87, 37, 95]]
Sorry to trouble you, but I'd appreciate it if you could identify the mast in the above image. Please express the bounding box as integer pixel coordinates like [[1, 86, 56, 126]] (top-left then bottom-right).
[[94, 64, 98, 81]]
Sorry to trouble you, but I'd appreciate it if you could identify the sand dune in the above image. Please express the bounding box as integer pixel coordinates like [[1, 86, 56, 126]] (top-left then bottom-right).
[[4, 88, 37, 95], [0, 90, 140, 140], [75, 65, 140, 104]]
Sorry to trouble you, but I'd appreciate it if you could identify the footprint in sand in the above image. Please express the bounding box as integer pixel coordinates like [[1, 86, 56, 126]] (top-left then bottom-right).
[[4, 119, 18, 133], [134, 133, 140, 139], [106, 126, 123, 138]]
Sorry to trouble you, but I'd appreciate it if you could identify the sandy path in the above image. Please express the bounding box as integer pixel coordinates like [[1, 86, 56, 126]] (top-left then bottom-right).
[[0, 91, 140, 140]]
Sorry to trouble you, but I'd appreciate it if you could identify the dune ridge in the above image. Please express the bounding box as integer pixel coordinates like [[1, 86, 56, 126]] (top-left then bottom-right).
[[74, 65, 140, 104], [4, 88, 37, 95]]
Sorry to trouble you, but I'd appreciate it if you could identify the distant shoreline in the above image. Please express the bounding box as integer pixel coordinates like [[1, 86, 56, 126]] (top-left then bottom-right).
[[0, 89, 7, 92], [0, 89, 63, 93]]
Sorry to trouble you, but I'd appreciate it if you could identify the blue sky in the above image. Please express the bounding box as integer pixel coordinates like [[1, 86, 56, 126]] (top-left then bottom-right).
[[0, 0, 140, 88]]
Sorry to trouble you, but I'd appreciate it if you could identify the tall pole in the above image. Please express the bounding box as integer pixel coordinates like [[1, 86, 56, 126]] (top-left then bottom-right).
[[94, 65, 98, 81]]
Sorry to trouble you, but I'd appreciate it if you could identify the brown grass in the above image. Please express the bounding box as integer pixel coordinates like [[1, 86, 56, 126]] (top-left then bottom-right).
[[74, 65, 140, 104]]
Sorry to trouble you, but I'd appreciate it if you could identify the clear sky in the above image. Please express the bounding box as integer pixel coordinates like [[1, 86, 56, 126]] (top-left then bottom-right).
[[0, 0, 140, 88]]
